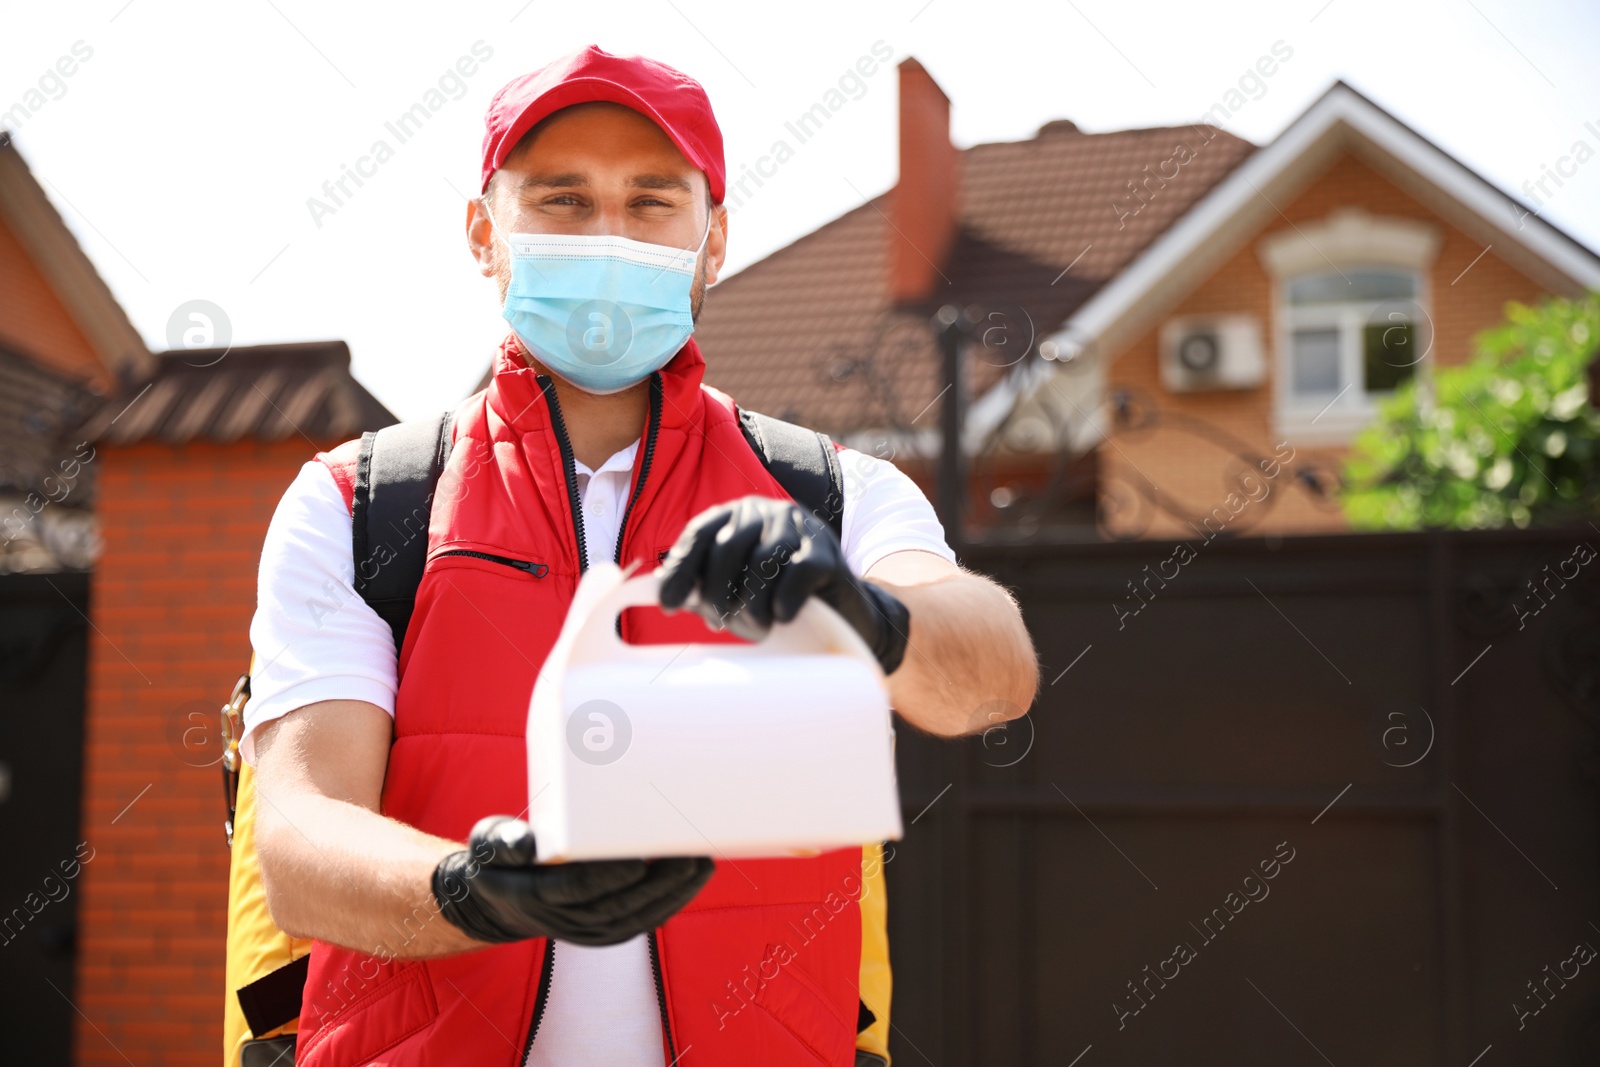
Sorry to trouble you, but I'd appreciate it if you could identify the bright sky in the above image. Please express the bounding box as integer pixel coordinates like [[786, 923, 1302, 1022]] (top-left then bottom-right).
[[5, 0, 1598, 419]]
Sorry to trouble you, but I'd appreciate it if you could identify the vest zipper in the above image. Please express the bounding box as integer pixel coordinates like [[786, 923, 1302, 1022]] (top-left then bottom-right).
[[520, 374, 583, 1067], [630, 375, 677, 1066], [613, 373, 664, 566], [526, 373, 677, 1066], [649, 930, 678, 1065], [435, 549, 548, 577], [519, 939, 556, 1066], [538, 375, 589, 574]]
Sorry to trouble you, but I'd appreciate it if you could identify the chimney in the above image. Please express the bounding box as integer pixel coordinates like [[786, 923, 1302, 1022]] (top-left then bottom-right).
[[891, 58, 958, 305]]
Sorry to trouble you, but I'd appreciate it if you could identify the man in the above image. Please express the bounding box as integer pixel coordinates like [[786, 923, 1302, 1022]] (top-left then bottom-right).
[[247, 45, 1037, 1067]]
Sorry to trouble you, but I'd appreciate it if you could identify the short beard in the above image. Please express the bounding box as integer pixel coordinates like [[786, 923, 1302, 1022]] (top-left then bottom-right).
[[689, 245, 710, 323]]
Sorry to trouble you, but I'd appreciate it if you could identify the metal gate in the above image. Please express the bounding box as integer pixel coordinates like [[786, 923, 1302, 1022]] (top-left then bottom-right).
[[0, 571, 90, 1066], [888, 527, 1600, 1066]]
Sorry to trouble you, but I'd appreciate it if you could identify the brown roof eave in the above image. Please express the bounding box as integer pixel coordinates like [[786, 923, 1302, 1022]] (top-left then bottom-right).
[[81, 340, 396, 446]]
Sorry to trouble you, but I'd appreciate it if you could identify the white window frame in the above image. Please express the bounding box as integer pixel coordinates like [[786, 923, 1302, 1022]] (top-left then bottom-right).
[[1279, 267, 1428, 430], [1258, 209, 1440, 445]]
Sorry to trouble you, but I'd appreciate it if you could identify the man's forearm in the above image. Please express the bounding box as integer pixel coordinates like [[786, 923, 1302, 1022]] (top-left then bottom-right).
[[872, 565, 1038, 736], [251, 701, 484, 961], [255, 783, 481, 960], [252, 700, 716, 961]]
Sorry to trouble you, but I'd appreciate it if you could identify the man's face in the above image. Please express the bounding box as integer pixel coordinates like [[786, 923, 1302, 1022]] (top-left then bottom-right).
[[469, 101, 728, 320]]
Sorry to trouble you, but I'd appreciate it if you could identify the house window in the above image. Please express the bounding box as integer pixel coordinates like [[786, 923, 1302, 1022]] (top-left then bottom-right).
[[1258, 210, 1440, 441], [1281, 266, 1424, 424]]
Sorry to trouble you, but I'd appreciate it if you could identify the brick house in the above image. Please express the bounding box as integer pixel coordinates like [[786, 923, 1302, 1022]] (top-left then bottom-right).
[[0, 131, 148, 1064], [0, 132, 393, 1065], [694, 63, 1600, 541], [0, 130, 148, 575], [70, 343, 391, 1066]]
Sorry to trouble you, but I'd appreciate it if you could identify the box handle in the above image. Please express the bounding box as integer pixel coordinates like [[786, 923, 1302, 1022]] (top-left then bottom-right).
[[564, 565, 882, 674]]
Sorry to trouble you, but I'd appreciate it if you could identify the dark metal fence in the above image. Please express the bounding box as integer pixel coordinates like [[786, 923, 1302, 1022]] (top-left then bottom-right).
[[0, 570, 90, 1066], [888, 527, 1600, 1066]]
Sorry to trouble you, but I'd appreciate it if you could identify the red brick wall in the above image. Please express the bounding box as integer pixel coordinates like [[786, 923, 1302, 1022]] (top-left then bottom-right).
[[0, 213, 107, 389], [1100, 152, 1547, 538], [73, 438, 328, 1066]]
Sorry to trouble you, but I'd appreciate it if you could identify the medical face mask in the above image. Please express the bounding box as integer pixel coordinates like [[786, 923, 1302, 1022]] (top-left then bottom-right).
[[487, 205, 711, 394]]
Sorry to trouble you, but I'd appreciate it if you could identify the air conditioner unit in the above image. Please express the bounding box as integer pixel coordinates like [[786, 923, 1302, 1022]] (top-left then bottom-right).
[[1158, 315, 1265, 392]]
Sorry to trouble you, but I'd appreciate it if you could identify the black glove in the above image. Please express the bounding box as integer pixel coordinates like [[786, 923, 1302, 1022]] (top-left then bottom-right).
[[658, 495, 911, 674], [433, 816, 714, 947]]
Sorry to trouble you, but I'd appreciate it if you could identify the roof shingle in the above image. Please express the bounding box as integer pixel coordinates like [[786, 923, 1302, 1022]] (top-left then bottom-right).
[[84, 340, 395, 446], [695, 120, 1256, 436]]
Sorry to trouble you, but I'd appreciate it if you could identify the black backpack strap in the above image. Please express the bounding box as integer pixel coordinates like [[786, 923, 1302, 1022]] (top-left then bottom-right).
[[738, 409, 845, 542], [352, 411, 454, 650]]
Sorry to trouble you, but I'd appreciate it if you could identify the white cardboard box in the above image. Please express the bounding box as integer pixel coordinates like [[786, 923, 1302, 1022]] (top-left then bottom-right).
[[527, 565, 904, 861]]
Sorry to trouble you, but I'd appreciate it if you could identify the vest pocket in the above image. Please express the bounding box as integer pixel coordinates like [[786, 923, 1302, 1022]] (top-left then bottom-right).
[[297, 962, 438, 1066], [751, 953, 855, 1066], [435, 548, 549, 576]]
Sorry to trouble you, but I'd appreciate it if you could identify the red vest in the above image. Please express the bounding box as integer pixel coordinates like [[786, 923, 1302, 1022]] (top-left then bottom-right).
[[293, 338, 863, 1067]]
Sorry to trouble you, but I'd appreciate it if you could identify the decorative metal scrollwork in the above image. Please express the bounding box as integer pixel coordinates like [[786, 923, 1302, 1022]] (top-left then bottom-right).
[[814, 305, 1344, 543]]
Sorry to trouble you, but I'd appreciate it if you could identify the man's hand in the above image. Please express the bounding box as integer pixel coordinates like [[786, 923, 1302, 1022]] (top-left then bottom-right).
[[658, 496, 911, 674], [433, 816, 714, 947]]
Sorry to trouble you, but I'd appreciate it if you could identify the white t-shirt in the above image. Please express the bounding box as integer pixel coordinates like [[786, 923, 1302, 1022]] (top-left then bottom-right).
[[246, 437, 954, 1067]]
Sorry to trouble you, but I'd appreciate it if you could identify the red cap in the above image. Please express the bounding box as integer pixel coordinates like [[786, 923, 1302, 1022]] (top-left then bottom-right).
[[480, 45, 726, 202]]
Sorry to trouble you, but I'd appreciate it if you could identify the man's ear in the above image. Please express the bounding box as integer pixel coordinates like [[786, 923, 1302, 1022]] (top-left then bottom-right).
[[466, 195, 497, 279], [703, 203, 729, 287]]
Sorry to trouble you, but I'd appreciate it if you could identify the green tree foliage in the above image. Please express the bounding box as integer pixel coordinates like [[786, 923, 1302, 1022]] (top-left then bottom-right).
[[1342, 293, 1600, 530]]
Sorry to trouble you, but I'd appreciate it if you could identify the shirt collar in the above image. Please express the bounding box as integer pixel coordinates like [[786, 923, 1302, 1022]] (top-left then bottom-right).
[[572, 438, 640, 480]]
